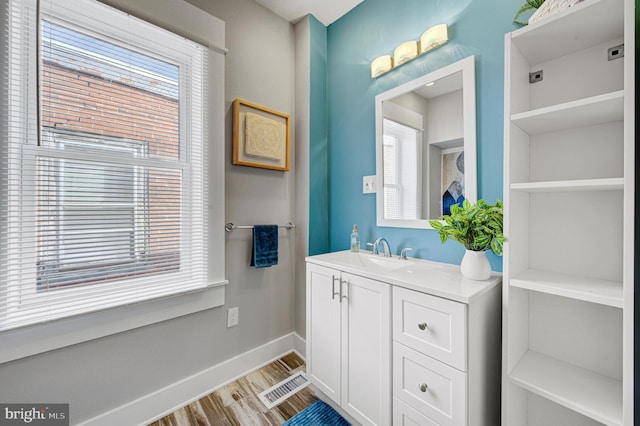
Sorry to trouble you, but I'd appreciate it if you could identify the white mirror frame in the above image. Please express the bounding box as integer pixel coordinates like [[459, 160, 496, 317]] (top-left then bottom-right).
[[375, 55, 477, 229]]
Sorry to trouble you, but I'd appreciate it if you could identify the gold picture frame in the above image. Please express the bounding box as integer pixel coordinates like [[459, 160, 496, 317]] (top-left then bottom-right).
[[232, 98, 290, 171]]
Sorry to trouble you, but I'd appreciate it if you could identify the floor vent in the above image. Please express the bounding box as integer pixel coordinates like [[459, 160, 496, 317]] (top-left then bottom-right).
[[258, 371, 310, 409]]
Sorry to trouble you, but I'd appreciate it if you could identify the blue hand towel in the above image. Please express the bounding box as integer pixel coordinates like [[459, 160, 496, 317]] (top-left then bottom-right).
[[250, 225, 278, 268]]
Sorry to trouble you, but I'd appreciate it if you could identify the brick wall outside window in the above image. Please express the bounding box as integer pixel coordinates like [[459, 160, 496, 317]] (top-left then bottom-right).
[[40, 61, 181, 276]]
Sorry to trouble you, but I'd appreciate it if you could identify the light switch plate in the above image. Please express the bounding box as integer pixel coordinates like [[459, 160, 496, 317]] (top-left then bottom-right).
[[363, 175, 376, 194], [227, 307, 239, 327]]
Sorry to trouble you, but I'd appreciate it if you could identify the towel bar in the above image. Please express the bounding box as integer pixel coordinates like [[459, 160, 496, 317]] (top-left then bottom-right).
[[225, 222, 296, 232]]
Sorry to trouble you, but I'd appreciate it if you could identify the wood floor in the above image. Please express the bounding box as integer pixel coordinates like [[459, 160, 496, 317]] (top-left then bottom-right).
[[148, 352, 319, 426]]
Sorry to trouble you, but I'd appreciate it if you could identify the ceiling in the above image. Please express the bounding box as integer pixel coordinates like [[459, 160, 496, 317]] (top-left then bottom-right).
[[414, 71, 463, 99], [253, 0, 363, 26]]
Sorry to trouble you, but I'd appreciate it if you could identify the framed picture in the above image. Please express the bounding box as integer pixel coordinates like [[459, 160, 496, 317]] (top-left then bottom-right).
[[441, 147, 465, 216], [232, 98, 290, 171]]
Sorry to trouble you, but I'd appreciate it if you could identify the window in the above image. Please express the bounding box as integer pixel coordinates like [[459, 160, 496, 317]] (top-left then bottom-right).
[[382, 118, 421, 220], [1, 0, 210, 331]]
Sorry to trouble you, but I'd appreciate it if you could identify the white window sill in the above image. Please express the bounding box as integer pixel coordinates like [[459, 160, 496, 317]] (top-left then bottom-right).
[[0, 280, 227, 365]]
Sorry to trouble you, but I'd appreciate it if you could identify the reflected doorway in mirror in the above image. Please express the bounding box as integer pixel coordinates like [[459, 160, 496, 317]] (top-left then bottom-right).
[[441, 148, 465, 215]]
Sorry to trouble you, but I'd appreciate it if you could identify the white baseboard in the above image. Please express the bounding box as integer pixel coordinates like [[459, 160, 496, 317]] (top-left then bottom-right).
[[293, 331, 306, 359], [78, 332, 305, 426]]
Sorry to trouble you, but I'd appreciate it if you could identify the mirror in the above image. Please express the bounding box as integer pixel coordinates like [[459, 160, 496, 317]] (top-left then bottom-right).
[[375, 55, 477, 229]]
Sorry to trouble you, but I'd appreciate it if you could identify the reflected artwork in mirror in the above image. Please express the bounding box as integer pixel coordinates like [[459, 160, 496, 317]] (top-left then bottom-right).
[[375, 55, 477, 229]]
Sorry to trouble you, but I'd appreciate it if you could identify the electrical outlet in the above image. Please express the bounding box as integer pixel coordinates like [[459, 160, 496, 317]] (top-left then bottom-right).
[[227, 307, 239, 327], [529, 70, 543, 84], [363, 175, 376, 194], [608, 44, 624, 61]]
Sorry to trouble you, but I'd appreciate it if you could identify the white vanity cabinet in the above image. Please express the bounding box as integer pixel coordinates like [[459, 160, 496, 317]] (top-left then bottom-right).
[[306, 263, 391, 426], [392, 286, 501, 426], [306, 251, 501, 426], [392, 287, 467, 426]]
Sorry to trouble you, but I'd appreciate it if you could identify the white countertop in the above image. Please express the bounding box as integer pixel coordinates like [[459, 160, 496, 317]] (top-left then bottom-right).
[[306, 250, 501, 304]]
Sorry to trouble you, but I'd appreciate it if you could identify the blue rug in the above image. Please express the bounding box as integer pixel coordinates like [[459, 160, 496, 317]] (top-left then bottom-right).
[[282, 400, 351, 425]]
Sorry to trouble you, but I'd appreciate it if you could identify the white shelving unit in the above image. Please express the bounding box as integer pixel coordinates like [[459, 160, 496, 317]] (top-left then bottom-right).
[[502, 0, 634, 425]]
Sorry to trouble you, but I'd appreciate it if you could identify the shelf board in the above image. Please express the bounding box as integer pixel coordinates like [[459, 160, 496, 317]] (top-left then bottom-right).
[[510, 0, 623, 65], [511, 91, 624, 135], [510, 269, 623, 308], [510, 178, 623, 192], [510, 351, 622, 426]]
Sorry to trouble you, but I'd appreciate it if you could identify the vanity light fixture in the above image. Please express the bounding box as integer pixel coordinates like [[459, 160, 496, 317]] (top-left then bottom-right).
[[393, 40, 418, 67], [420, 24, 448, 54], [371, 55, 393, 78], [371, 23, 449, 78]]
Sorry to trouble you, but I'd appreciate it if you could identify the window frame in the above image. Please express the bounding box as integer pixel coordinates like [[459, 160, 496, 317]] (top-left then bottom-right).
[[0, 0, 227, 364]]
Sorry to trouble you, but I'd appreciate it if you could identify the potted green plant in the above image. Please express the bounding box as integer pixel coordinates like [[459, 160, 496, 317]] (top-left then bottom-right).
[[429, 199, 505, 280]]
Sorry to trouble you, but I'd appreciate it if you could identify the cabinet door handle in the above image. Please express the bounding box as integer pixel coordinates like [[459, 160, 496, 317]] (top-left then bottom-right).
[[418, 322, 428, 330], [340, 279, 348, 300], [332, 276, 340, 300], [419, 383, 428, 392]]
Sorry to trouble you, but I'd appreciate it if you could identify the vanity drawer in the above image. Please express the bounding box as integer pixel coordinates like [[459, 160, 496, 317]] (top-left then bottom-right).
[[393, 286, 467, 370], [393, 342, 466, 426], [393, 397, 439, 426]]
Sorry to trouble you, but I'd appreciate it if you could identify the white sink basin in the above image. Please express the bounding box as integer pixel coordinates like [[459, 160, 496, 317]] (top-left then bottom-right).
[[321, 251, 411, 273], [353, 252, 411, 271]]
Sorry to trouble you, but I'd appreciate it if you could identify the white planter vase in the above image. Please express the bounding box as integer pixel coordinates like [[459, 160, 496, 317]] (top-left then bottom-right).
[[460, 249, 491, 281]]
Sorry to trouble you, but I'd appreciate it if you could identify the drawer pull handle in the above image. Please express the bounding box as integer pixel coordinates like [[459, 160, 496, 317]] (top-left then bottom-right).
[[341, 279, 348, 300], [418, 322, 428, 330], [332, 276, 340, 300], [419, 383, 429, 392]]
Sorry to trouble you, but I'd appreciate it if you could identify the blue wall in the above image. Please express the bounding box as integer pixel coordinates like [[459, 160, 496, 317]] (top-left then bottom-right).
[[316, 0, 520, 271], [308, 15, 330, 256]]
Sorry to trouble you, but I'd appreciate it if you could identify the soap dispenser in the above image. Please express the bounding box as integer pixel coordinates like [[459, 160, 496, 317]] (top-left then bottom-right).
[[350, 225, 360, 252]]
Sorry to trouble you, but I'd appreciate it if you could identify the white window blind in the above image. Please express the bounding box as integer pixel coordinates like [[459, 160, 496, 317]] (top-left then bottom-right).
[[382, 118, 420, 220], [0, 0, 208, 331]]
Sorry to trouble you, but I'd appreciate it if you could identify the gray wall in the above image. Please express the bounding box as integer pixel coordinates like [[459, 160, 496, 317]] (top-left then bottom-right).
[[186, 0, 300, 347], [294, 16, 311, 340], [0, 0, 303, 423]]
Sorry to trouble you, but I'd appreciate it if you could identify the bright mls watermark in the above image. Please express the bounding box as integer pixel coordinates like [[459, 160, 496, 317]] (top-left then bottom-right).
[[0, 404, 68, 425]]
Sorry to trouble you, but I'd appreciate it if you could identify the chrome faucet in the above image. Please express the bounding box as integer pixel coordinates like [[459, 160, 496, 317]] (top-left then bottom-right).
[[371, 237, 391, 257], [400, 247, 413, 260]]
